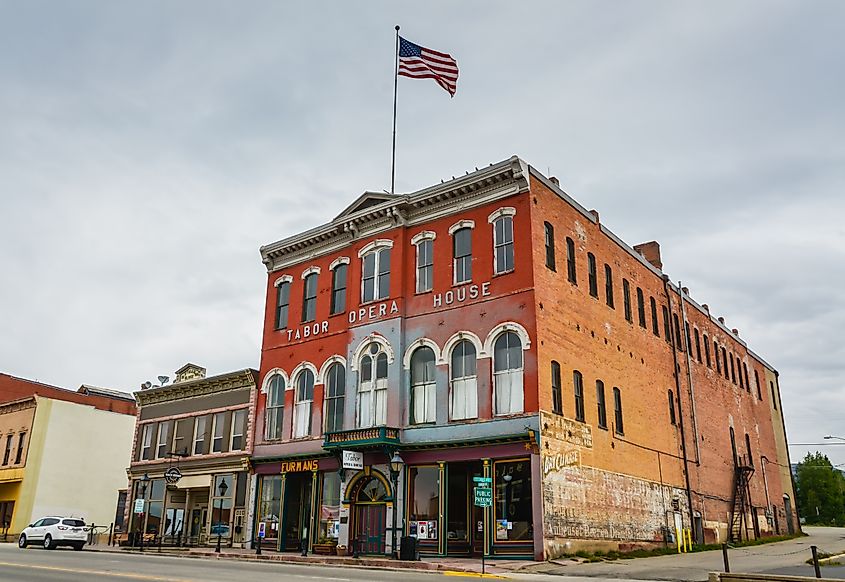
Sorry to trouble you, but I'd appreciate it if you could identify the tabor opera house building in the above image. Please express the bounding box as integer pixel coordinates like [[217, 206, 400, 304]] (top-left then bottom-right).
[[247, 156, 797, 560]]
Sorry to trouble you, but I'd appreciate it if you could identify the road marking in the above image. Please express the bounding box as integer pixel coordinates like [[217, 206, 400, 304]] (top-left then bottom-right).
[[442, 572, 507, 579], [0, 560, 196, 581]]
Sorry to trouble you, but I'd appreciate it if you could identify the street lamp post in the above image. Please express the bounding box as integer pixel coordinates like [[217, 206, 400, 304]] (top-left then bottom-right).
[[389, 451, 404, 559], [137, 473, 150, 552], [215, 478, 228, 553]]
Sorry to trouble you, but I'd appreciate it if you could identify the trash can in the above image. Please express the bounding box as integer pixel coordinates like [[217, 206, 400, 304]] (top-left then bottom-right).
[[400, 536, 419, 561]]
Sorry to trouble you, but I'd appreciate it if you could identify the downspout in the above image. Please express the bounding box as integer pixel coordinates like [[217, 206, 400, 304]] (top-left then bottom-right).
[[761, 456, 772, 530], [677, 282, 702, 464], [663, 275, 696, 538]]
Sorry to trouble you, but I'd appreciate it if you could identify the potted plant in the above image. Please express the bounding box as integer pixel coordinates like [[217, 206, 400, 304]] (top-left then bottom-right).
[[313, 537, 338, 555], [336, 544, 348, 556]]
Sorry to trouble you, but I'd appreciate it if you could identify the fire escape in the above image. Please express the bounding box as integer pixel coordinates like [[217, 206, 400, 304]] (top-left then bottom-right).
[[729, 453, 756, 543]]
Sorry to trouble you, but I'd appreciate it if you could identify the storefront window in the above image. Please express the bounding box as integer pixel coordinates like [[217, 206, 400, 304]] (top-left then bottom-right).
[[211, 474, 234, 540], [494, 460, 532, 542], [258, 475, 282, 544], [319, 472, 341, 540], [408, 466, 439, 541], [144, 479, 165, 535], [447, 465, 469, 542]]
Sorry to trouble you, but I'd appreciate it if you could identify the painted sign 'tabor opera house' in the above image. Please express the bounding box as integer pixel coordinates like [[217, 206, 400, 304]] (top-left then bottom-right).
[[249, 156, 797, 561]]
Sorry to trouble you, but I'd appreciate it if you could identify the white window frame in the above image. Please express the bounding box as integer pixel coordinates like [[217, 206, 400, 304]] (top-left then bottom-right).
[[211, 412, 225, 453], [172, 419, 187, 457], [263, 373, 286, 441], [140, 424, 153, 460], [156, 422, 170, 459], [410, 347, 437, 425], [293, 370, 314, 439], [492, 331, 524, 416], [192, 416, 207, 455], [229, 409, 246, 451], [449, 339, 478, 421], [488, 207, 516, 276], [358, 240, 393, 303], [357, 344, 389, 428], [412, 231, 436, 294]]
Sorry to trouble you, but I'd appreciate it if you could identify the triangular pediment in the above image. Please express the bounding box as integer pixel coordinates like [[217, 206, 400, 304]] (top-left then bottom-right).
[[334, 191, 399, 220]]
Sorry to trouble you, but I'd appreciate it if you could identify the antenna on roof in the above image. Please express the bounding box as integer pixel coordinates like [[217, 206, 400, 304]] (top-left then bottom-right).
[[141, 381, 152, 390], [158, 376, 169, 385]]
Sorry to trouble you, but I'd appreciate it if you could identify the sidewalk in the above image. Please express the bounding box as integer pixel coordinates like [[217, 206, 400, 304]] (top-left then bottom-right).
[[87, 544, 537, 577]]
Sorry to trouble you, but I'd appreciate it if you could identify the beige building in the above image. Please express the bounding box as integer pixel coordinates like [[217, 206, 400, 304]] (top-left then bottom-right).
[[0, 374, 137, 538]]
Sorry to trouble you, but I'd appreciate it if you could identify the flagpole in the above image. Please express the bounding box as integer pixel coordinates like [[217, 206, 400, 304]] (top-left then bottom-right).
[[391, 25, 400, 195]]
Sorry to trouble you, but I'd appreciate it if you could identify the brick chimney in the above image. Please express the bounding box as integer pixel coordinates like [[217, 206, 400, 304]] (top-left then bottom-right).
[[633, 241, 663, 271]]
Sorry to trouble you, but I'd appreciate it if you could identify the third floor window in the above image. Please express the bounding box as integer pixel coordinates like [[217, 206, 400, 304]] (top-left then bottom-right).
[[362, 248, 391, 303], [301, 272, 318, 322], [330, 264, 348, 315], [492, 215, 514, 275], [453, 227, 472, 284]]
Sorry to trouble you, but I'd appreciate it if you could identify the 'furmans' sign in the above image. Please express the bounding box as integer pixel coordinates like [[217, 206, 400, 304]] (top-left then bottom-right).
[[280, 459, 319, 473]]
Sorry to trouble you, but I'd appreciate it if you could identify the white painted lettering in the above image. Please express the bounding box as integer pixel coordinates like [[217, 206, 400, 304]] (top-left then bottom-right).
[[313, 323, 320, 335], [390, 301, 399, 314], [445, 290, 454, 304], [322, 321, 329, 333], [368, 305, 376, 319], [482, 282, 491, 296], [469, 285, 479, 299], [433, 294, 442, 308], [379, 303, 387, 317], [294, 329, 301, 340], [456, 287, 466, 302], [303, 325, 310, 338], [287, 330, 294, 341], [348, 311, 356, 324], [358, 308, 366, 321]]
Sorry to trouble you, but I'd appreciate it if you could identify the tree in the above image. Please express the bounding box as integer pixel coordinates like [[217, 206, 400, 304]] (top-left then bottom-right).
[[796, 452, 845, 525]]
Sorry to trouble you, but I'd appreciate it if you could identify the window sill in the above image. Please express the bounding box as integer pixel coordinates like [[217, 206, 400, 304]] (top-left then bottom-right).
[[415, 289, 433, 296], [493, 269, 514, 278], [360, 297, 390, 306], [452, 279, 472, 287], [598, 425, 608, 431]]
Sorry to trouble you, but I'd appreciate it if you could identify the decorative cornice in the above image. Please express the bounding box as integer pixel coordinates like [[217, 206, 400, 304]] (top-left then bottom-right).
[[260, 156, 530, 272], [0, 397, 36, 416], [135, 369, 258, 407]]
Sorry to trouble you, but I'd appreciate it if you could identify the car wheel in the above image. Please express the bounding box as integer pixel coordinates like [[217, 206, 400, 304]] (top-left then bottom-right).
[[72, 543, 84, 551], [43, 534, 55, 550], [18, 534, 27, 548]]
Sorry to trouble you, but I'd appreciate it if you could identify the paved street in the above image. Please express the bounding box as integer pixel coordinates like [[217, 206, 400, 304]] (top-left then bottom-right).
[[2, 528, 845, 582]]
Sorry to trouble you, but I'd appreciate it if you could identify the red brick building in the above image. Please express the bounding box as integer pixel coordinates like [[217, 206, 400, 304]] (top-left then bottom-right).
[[249, 156, 797, 560]]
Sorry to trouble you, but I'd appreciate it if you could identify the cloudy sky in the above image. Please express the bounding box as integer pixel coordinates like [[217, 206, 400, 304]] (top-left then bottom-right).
[[1, 1, 843, 463]]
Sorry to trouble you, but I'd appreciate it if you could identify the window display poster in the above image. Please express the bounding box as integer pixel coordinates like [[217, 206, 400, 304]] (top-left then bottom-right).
[[496, 519, 508, 540], [427, 520, 437, 540], [417, 521, 428, 540], [410, 521, 418, 537]]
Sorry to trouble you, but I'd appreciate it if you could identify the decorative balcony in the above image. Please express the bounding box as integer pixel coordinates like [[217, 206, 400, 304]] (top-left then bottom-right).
[[323, 426, 401, 450]]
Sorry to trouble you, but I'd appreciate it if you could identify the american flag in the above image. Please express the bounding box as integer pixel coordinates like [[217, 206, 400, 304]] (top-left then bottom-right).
[[398, 36, 459, 97]]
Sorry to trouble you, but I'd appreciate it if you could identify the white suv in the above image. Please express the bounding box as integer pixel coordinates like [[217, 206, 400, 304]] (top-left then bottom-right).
[[18, 517, 87, 550]]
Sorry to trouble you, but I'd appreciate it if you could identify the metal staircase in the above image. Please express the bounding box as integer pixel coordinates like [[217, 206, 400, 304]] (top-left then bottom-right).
[[729, 454, 755, 542]]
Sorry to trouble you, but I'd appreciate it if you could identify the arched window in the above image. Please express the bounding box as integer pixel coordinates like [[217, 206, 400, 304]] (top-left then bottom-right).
[[324, 363, 345, 433], [636, 287, 646, 328], [362, 248, 391, 303], [265, 375, 285, 440], [293, 370, 314, 438], [493, 331, 523, 415], [566, 237, 577, 284], [453, 227, 472, 284], [493, 215, 514, 275], [650, 297, 659, 336], [550, 361, 562, 415], [668, 390, 676, 425], [703, 334, 711, 367], [416, 238, 434, 293], [604, 264, 614, 308], [275, 281, 291, 330], [694, 328, 702, 362], [613, 387, 624, 435], [623, 279, 632, 322], [358, 343, 388, 427], [573, 370, 585, 422], [410, 347, 436, 424], [450, 340, 478, 420], [302, 272, 318, 322], [330, 264, 348, 315], [596, 380, 607, 429]]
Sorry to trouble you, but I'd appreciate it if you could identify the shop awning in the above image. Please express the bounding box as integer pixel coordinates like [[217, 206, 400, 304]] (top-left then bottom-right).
[[175, 475, 211, 489]]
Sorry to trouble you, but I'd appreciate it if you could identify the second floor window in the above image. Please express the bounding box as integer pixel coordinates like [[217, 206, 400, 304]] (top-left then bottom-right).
[[493, 215, 514, 274], [668, 390, 676, 425], [416, 239, 434, 293], [544, 222, 555, 270], [551, 361, 562, 415], [623, 279, 632, 322], [294, 370, 315, 438], [605, 264, 614, 308], [141, 424, 153, 460], [325, 363, 346, 433], [3, 435, 12, 465], [613, 387, 624, 435], [265, 375, 285, 440], [573, 370, 585, 422], [230, 409, 246, 451], [566, 237, 577, 284], [302, 272, 318, 322], [193, 416, 207, 455], [453, 228, 472, 284], [637, 287, 646, 328], [275, 281, 291, 330], [410, 346, 436, 424], [362, 248, 391, 302], [650, 297, 659, 336], [212, 412, 225, 453], [596, 380, 607, 429], [588, 253, 598, 297], [493, 331, 523, 415], [662, 305, 672, 343], [358, 343, 388, 427], [156, 422, 171, 458], [450, 339, 478, 421], [172, 419, 189, 456], [331, 264, 347, 314], [704, 334, 711, 367], [15, 433, 25, 464]]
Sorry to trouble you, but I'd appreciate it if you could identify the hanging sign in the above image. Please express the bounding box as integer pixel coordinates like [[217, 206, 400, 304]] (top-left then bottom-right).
[[133, 499, 145, 514], [164, 467, 182, 484], [342, 450, 363, 470]]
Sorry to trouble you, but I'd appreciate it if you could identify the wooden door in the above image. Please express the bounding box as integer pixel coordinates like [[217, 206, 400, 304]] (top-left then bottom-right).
[[354, 504, 386, 554]]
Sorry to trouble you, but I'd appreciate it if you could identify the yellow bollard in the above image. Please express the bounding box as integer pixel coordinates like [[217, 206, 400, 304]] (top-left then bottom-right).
[[686, 529, 693, 551], [676, 528, 682, 553]]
